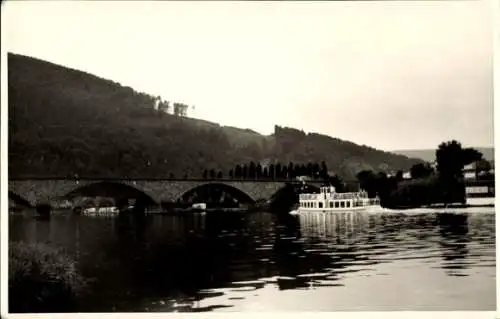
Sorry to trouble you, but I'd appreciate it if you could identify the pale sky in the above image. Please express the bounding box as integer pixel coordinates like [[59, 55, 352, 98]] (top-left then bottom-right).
[[3, 0, 494, 151]]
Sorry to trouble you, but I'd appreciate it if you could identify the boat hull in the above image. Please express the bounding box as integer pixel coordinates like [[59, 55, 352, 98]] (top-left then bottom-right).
[[296, 205, 381, 213]]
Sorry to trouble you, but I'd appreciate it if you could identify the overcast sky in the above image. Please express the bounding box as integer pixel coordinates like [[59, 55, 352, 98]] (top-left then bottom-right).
[[4, 1, 494, 151]]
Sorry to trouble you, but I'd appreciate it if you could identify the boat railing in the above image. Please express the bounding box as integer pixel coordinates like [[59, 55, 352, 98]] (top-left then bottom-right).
[[330, 193, 360, 200], [299, 192, 372, 201], [299, 194, 322, 200]]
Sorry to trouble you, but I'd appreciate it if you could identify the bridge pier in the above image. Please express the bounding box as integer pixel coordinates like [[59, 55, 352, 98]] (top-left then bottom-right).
[[132, 197, 148, 216], [115, 197, 129, 212], [35, 203, 51, 218]]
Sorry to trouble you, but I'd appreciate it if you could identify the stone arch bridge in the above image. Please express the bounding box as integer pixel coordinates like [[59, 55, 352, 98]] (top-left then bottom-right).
[[9, 178, 324, 207]]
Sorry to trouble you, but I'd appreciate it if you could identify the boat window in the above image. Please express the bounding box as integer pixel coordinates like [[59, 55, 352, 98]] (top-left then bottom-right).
[[335, 201, 340, 208], [319, 202, 323, 208], [340, 201, 345, 208], [346, 201, 350, 208], [329, 202, 334, 208]]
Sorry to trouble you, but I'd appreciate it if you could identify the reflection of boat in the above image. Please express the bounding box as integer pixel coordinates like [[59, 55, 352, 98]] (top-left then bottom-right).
[[82, 206, 119, 216], [297, 185, 380, 213], [191, 203, 207, 212]]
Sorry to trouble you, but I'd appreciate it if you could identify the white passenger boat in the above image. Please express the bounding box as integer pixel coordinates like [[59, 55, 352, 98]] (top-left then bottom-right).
[[297, 185, 381, 213]]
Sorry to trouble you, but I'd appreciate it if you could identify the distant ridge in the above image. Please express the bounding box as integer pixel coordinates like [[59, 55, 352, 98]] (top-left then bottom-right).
[[8, 52, 422, 180], [392, 147, 494, 163]]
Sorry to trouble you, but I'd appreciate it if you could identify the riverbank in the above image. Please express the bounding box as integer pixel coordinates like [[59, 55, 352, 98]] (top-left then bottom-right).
[[375, 206, 495, 215], [466, 197, 495, 206], [381, 196, 494, 211], [9, 242, 88, 312]]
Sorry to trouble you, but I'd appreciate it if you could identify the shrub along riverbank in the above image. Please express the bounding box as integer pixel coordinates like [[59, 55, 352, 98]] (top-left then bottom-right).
[[9, 242, 89, 313], [355, 140, 491, 209]]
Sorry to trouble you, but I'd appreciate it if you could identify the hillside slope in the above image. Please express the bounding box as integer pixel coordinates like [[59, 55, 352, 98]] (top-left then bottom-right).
[[8, 53, 422, 180], [393, 148, 494, 163]]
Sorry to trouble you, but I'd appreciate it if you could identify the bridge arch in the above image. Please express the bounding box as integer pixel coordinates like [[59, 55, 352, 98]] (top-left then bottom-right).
[[177, 182, 255, 206], [268, 183, 321, 212], [9, 191, 32, 208], [63, 181, 157, 205], [270, 182, 321, 199]]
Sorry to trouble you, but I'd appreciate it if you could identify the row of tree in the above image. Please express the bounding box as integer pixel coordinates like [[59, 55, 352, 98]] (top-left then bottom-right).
[[201, 161, 330, 180], [408, 158, 492, 182], [153, 97, 191, 117]]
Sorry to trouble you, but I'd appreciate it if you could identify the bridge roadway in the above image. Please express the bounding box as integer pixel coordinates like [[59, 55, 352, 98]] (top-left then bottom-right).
[[8, 177, 325, 207]]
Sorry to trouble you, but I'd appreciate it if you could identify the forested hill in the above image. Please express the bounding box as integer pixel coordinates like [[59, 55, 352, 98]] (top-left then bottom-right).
[[8, 53, 422, 180]]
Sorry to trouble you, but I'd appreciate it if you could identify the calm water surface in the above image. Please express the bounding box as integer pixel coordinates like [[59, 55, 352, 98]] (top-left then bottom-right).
[[9, 210, 496, 312]]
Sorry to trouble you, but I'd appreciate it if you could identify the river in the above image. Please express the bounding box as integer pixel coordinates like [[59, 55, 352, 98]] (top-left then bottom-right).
[[8, 209, 496, 312]]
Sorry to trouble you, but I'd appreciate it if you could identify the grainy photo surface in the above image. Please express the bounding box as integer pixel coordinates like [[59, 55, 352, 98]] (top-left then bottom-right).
[[3, 0, 495, 315]]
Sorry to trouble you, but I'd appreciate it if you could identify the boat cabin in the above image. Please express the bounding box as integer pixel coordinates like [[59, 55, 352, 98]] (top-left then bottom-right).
[[298, 185, 377, 210]]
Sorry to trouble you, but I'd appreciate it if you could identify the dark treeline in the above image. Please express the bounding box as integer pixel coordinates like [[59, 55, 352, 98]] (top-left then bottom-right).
[[225, 161, 328, 180], [9, 53, 421, 181], [201, 161, 352, 192], [202, 161, 359, 196], [356, 140, 490, 208]]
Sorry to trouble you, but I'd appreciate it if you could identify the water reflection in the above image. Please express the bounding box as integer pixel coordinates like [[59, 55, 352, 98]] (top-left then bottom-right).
[[436, 214, 470, 276], [9, 209, 496, 312]]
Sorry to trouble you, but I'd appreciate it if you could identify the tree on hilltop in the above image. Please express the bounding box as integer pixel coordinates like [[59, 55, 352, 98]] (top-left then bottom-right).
[[275, 163, 282, 179], [249, 162, 256, 179], [256, 163, 263, 179], [235, 165, 242, 179], [269, 164, 275, 180], [410, 163, 434, 179], [436, 140, 483, 180], [242, 164, 248, 179], [435, 140, 483, 204]]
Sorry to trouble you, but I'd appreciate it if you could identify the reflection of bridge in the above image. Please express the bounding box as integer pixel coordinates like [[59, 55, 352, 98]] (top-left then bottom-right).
[[9, 178, 324, 208]]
